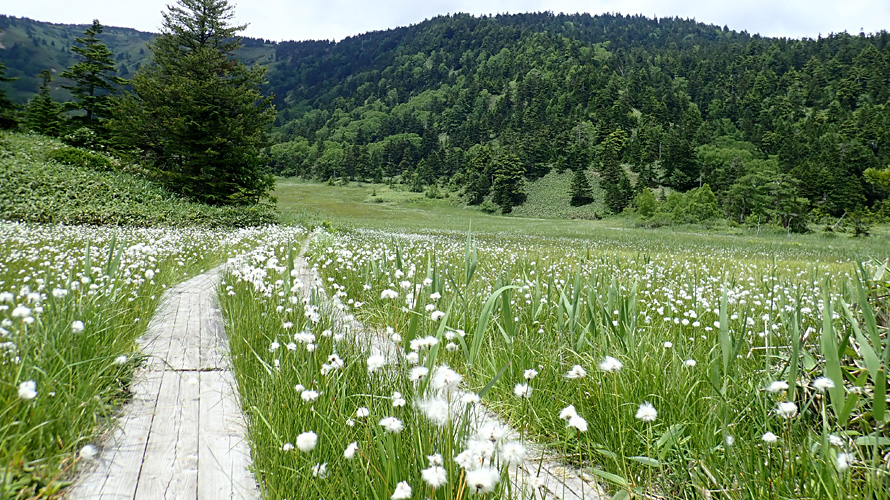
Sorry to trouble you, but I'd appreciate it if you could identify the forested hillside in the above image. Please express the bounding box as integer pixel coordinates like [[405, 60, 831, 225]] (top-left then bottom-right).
[[266, 12, 890, 221], [3, 11, 890, 224]]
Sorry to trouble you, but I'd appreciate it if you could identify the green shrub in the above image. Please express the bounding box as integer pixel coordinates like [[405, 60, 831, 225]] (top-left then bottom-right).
[[47, 146, 115, 171], [0, 132, 278, 227]]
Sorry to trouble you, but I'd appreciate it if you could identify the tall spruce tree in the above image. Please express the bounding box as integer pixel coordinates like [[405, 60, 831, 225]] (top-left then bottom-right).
[[26, 70, 64, 136], [0, 61, 18, 129], [491, 153, 526, 214], [60, 20, 126, 126], [111, 0, 276, 205], [569, 166, 594, 206]]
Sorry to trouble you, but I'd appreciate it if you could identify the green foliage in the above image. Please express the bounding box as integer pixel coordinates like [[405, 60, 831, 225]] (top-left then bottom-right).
[[110, 0, 276, 206], [864, 167, 890, 191], [47, 146, 116, 171], [569, 166, 594, 207], [490, 152, 526, 214], [658, 185, 723, 225], [25, 71, 64, 137], [634, 187, 658, 218], [59, 20, 126, 127], [0, 132, 278, 227], [0, 61, 17, 129]]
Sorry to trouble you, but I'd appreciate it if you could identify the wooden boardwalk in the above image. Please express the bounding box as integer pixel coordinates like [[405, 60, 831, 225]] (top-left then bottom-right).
[[66, 267, 259, 500]]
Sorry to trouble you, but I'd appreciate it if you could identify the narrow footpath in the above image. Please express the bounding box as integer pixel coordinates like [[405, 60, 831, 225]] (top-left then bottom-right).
[[66, 266, 259, 500]]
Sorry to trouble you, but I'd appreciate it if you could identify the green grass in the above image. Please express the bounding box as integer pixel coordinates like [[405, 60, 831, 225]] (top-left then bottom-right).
[[0, 222, 260, 498], [235, 180, 890, 499], [511, 169, 605, 220], [0, 132, 278, 227]]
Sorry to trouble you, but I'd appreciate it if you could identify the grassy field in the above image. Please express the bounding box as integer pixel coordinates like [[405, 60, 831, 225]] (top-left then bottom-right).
[[0, 223, 269, 498], [212, 179, 890, 499]]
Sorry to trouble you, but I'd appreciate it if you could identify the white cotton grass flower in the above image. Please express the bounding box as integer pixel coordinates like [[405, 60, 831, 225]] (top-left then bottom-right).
[[301, 390, 319, 402], [312, 462, 328, 478], [113, 355, 128, 366], [635, 402, 657, 422], [499, 441, 527, 465], [344, 441, 359, 460], [524, 368, 539, 380], [762, 431, 778, 444], [356, 407, 370, 418], [296, 431, 318, 452], [392, 391, 407, 407], [559, 404, 578, 420], [391, 481, 412, 500], [684, 359, 697, 367], [567, 414, 588, 432], [766, 380, 789, 393], [281, 442, 294, 452], [431, 310, 446, 321], [477, 421, 508, 442], [367, 354, 385, 373], [598, 356, 622, 373], [18, 380, 37, 400], [565, 364, 587, 379], [379, 416, 404, 433], [409, 366, 429, 381], [465, 467, 500, 495], [79, 444, 98, 461], [829, 434, 845, 447], [380, 289, 399, 299], [513, 383, 532, 399], [776, 401, 798, 418], [422, 464, 448, 488], [836, 452, 854, 472], [430, 365, 463, 393], [813, 376, 835, 392], [71, 320, 85, 334], [418, 398, 450, 427]]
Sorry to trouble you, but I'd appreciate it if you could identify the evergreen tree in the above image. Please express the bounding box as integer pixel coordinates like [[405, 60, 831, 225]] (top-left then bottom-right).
[[491, 153, 526, 213], [0, 61, 18, 129], [465, 147, 492, 205], [600, 130, 633, 213], [569, 166, 594, 206], [111, 0, 276, 205], [60, 20, 126, 126], [26, 70, 64, 136]]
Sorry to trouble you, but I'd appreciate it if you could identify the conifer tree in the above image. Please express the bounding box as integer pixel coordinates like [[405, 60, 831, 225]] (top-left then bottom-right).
[[0, 61, 18, 129], [491, 152, 526, 213], [26, 70, 64, 136], [111, 0, 276, 205], [569, 166, 594, 206], [60, 20, 125, 126]]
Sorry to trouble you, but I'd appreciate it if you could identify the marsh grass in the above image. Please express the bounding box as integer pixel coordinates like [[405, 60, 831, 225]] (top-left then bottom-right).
[[298, 222, 889, 499], [0, 223, 257, 498]]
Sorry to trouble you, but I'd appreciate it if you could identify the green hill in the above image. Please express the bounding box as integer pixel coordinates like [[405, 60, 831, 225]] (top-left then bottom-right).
[[0, 131, 277, 226], [3, 11, 889, 222]]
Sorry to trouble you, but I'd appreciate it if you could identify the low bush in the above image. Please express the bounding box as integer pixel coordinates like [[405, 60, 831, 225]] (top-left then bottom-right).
[[0, 132, 278, 227]]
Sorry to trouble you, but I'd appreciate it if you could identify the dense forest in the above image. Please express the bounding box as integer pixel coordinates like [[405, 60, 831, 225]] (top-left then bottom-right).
[[3, 12, 890, 226]]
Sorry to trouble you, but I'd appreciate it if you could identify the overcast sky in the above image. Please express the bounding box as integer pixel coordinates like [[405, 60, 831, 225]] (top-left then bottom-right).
[[4, 1, 890, 42]]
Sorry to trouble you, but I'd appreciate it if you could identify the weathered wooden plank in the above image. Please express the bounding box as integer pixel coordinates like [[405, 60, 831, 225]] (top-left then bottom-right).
[[66, 370, 163, 499], [133, 370, 200, 500]]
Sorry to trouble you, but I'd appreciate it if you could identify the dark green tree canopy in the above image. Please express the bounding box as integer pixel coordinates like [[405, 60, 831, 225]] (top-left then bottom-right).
[[0, 61, 17, 129], [60, 20, 125, 125], [26, 70, 64, 136], [111, 0, 275, 205]]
